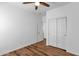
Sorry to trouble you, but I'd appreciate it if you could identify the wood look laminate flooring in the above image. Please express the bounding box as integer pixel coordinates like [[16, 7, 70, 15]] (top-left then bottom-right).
[[3, 40, 76, 56]]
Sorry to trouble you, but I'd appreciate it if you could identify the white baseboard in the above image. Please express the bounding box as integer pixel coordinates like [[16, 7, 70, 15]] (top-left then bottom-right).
[[1, 39, 44, 56]]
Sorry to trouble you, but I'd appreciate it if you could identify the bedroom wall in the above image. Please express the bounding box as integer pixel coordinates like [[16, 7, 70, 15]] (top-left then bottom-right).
[[46, 2, 79, 55], [0, 3, 43, 55], [42, 16, 46, 38]]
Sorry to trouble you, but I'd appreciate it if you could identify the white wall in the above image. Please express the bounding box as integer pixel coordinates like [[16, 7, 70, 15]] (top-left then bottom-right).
[[42, 16, 46, 38], [47, 2, 79, 55], [0, 3, 43, 55]]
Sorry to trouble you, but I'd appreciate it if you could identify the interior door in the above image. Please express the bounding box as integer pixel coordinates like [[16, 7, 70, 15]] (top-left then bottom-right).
[[56, 17, 67, 49], [48, 17, 67, 49], [48, 19, 57, 46]]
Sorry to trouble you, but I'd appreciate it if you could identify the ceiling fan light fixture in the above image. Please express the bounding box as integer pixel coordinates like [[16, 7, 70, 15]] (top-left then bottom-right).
[[35, 2, 40, 6]]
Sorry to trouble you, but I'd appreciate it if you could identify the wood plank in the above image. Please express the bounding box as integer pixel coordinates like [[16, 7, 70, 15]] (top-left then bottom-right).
[[3, 39, 76, 56]]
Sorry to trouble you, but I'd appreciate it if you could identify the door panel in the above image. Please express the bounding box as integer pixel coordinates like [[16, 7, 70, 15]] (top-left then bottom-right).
[[48, 17, 67, 49], [56, 17, 67, 49], [48, 19, 57, 46]]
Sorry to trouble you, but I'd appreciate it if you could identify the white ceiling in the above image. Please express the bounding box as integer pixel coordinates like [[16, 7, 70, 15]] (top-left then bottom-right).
[[4, 2, 70, 16]]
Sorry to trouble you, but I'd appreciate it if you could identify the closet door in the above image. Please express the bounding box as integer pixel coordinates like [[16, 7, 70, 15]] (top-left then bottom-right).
[[48, 19, 57, 46], [48, 17, 67, 50], [56, 17, 67, 49]]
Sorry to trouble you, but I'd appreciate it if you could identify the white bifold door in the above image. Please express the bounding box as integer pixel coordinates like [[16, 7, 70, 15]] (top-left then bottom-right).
[[48, 17, 67, 50]]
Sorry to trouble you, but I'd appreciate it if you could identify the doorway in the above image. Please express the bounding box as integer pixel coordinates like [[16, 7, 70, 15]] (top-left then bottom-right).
[[48, 16, 67, 50]]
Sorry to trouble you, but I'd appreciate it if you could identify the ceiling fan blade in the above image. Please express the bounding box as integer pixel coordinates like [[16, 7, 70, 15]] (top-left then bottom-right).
[[40, 2, 50, 7], [23, 2, 34, 4], [35, 6, 38, 10]]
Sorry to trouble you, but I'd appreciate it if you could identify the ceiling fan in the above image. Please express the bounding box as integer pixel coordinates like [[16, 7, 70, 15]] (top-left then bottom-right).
[[23, 2, 50, 10]]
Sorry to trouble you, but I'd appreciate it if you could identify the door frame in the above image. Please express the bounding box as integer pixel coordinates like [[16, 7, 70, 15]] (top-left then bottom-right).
[[47, 16, 67, 49], [56, 16, 67, 49]]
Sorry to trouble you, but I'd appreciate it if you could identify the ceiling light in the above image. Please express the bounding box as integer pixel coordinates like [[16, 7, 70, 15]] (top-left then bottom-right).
[[35, 2, 40, 6]]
